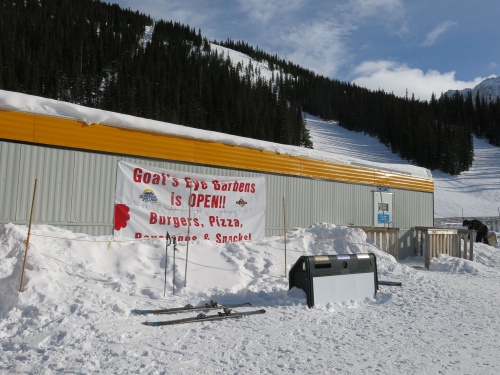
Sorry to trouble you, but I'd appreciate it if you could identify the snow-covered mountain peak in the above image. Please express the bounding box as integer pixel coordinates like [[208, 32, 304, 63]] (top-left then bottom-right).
[[444, 75, 500, 102]]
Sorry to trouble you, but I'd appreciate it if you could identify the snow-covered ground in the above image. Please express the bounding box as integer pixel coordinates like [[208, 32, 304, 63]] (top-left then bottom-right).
[[306, 114, 500, 219], [2, 102, 500, 374]]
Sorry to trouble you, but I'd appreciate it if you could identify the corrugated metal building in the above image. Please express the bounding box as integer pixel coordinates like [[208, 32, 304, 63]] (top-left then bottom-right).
[[0, 104, 434, 259]]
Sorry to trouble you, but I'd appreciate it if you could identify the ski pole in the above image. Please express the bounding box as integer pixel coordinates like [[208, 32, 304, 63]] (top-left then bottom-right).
[[163, 232, 171, 297], [172, 237, 177, 295]]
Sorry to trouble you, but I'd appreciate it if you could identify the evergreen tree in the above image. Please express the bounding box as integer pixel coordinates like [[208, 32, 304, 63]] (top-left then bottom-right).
[[2, 0, 499, 175]]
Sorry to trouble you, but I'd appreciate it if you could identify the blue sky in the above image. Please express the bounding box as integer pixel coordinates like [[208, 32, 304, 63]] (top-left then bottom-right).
[[107, 0, 499, 101]]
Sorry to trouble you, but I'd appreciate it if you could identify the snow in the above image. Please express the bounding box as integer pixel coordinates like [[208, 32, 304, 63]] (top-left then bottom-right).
[[306, 113, 500, 219], [2, 87, 500, 373], [445, 76, 500, 103], [2, 221, 500, 374], [0, 89, 430, 180]]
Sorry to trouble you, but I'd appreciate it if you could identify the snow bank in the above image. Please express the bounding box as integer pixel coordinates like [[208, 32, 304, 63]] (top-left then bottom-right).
[[2, 223, 500, 374]]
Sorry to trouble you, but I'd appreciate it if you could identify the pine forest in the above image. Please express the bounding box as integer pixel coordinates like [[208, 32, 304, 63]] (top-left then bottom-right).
[[1, 0, 499, 175]]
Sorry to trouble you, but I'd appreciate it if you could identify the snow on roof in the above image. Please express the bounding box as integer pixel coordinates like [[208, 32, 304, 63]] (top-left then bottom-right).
[[0, 89, 431, 179]]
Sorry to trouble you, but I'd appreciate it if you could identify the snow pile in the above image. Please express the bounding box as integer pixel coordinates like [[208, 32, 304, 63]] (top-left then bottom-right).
[[0, 222, 397, 316], [2, 222, 500, 374]]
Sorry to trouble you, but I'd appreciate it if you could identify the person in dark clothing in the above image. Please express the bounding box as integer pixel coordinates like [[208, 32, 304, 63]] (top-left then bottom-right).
[[462, 219, 489, 245]]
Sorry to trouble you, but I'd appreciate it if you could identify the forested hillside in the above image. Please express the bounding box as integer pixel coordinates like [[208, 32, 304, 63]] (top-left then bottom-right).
[[1, 0, 499, 174], [0, 0, 311, 148]]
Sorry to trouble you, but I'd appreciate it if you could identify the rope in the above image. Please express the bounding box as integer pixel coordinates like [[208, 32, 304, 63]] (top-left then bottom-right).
[[25, 231, 363, 283]]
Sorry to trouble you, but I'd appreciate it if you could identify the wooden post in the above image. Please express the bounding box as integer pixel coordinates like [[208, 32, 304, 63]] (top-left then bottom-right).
[[19, 179, 38, 292], [184, 187, 192, 287], [468, 233, 474, 261], [424, 230, 430, 269]]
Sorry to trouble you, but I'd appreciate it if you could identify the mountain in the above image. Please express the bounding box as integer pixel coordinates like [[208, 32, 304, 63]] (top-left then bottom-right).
[[1, 0, 499, 174], [306, 114, 500, 221], [444, 76, 500, 102]]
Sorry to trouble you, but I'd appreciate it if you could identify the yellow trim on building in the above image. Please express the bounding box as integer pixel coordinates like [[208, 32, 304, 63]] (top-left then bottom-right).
[[0, 109, 433, 192]]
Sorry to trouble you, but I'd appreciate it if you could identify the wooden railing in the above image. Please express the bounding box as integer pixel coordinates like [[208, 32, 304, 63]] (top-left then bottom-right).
[[352, 227, 400, 260], [434, 216, 500, 232], [414, 227, 474, 268]]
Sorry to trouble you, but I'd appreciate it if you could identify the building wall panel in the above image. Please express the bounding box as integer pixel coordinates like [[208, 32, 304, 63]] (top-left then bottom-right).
[[0, 139, 434, 258], [0, 141, 21, 221]]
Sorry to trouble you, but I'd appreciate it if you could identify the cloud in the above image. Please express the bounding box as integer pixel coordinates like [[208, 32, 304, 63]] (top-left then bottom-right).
[[339, 0, 405, 21], [119, 0, 218, 31], [237, 0, 306, 24], [278, 19, 355, 78], [335, 0, 407, 35], [232, 0, 409, 84], [422, 21, 457, 46], [351, 60, 486, 101]]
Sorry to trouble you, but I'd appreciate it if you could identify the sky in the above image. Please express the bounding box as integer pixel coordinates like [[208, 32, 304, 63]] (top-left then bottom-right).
[[2, 95, 500, 373], [106, 0, 500, 101]]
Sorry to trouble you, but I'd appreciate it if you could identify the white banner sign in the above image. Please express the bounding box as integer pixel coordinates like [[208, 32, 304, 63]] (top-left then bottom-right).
[[114, 161, 266, 242]]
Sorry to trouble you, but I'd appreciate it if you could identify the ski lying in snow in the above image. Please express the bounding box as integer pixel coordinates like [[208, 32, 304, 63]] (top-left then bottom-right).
[[132, 300, 251, 316], [142, 308, 266, 326]]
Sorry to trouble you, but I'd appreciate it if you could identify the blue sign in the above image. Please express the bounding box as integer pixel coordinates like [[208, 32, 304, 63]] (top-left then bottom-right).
[[377, 213, 390, 224]]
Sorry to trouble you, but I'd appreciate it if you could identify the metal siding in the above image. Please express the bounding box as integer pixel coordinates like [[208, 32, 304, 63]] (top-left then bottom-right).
[[311, 180, 335, 223], [194, 141, 302, 176], [332, 183, 350, 224], [0, 141, 21, 221], [0, 110, 35, 141], [0, 140, 434, 257], [352, 185, 374, 226], [393, 189, 434, 229], [326, 183, 372, 226], [16, 145, 75, 223], [264, 174, 286, 235], [332, 183, 349, 224], [1, 110, 434, 193], [393, 189, 434, 259], [282, 177, 309, 230], [34, 115, 198, 163], [13, 144, 34, 221], [308, 180, 372, 227], [71, 151, 116, 225]]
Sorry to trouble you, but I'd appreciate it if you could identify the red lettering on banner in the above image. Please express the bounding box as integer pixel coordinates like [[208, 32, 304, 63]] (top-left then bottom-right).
[[136, 232, 198, 241], [134, 232, 166, 239], [216, 233, 252, 243], [212, 181, 256, 193], [118, 164, 265, 244], [209, 215, 241, 228], [172, 235, 197, 241], [170, 192, 182, 206], [133, 168, 170, 185], [149, 212, 200, 228], [189, 194, 226, 209], [184, 177, 208, 191]]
